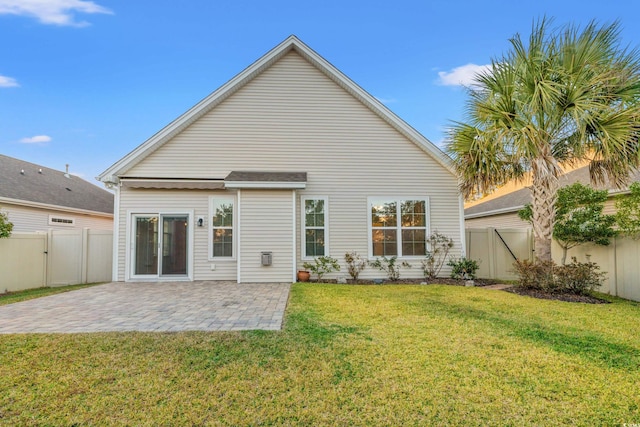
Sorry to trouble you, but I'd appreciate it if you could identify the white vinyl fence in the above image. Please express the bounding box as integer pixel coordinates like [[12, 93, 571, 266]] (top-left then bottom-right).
[[466, 227, 640, 302], [0, 229, 112, 293]]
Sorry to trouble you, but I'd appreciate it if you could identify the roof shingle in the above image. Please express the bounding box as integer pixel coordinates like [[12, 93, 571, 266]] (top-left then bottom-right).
[[0, 154, 114, 214]]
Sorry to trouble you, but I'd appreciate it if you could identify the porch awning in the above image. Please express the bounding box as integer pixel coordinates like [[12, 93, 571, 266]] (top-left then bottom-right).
[[121, 179, 225, 190], [224, 171, 307, 189]]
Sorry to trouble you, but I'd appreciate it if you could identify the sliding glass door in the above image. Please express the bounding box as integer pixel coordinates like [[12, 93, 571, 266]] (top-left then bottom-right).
[[133, 214, 189, 278]]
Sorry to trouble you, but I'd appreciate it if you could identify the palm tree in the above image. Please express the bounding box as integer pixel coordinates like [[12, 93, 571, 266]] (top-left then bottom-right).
[[447, 19, 640, 261]]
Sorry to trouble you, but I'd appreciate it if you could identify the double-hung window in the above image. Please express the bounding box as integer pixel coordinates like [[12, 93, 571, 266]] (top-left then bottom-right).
[[302, 196, 328, 258], [210, 197, 234, 258], [369, 197, 428, 257]]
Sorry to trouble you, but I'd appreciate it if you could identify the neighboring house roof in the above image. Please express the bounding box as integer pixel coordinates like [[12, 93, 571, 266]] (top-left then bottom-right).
[[0, 154, 114, 215], [98, 35, 454, 183], [465, 165, 640, 219]]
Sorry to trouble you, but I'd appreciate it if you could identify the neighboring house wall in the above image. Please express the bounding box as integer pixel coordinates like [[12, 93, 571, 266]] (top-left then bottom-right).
[[113, 50, 462, 282], [2, 203, 112, 232], [465, 212, 528, 229]]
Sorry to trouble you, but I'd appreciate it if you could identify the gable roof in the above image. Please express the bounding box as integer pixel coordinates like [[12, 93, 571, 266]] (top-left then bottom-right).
[[0, 154, 114, 215], [98, 35, 454, 183], [465, 166, 640, 219]]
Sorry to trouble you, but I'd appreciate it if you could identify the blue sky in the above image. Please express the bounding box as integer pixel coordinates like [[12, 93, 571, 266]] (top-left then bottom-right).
[[2, 0, 640, 185]]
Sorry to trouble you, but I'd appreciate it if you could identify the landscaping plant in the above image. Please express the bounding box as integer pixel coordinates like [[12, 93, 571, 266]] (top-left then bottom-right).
[[369, 256, 410, 281], [0, 210, 13, 238], [519, 183, 617, 265], [512, 257, 605, 295], [344, 251, 366, 282], [615, 181, 640, 239], [421, 231, 454, 279], [447, 257, 479, 280], [303, 256, 340, 281], [447, 19, 640, 262]]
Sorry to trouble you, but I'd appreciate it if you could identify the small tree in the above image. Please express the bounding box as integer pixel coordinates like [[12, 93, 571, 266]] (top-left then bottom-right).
[[615, 182, 640, 238], [421, 231, 454, 279], [0, 210, 13, 238], [344, 251, 367, 283], [519, 183, 617, 265], [303, 256, 340, 281]]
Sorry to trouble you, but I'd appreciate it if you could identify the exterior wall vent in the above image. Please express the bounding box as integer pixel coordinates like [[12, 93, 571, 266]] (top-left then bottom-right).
[[261, 251, 272, 266]]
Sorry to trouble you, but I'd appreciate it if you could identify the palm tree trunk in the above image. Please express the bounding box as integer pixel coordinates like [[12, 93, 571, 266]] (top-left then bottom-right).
[[531, 171, 557, 262]]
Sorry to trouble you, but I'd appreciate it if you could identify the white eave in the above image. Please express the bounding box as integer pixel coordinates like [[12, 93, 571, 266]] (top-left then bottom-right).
[[0, 196, 113, 218], [224, 181, 307, 189]]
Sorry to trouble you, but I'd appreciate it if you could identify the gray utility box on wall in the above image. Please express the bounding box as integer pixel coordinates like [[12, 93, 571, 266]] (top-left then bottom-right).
[[261, 251, 272, 266]]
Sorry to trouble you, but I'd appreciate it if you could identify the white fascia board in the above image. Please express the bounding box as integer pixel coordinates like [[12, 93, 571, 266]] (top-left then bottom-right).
[[0, 196, 114, 218], [464, 206, 524, 219], [224, 181, 306, 189]]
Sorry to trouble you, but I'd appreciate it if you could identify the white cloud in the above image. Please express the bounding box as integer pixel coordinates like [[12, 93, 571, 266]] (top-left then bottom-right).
[[20, 135, 52, 144], [375, 96, 398, 105], [0, 0, 113, 27], [0, 74, 18, 87], [437, 63, 492, 87]]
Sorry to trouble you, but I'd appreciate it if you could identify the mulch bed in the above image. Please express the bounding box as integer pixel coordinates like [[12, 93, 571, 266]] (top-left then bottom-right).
[[505, 287, 610, 304], [301, 278, 502, 286], [301, 278, 610, 304]]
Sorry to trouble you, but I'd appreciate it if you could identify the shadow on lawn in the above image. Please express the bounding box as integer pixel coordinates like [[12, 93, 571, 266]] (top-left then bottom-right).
[[433, 303, 640, 370]]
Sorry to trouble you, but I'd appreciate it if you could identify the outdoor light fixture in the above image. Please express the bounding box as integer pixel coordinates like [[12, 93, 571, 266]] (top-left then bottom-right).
[[197, 217, 204, 227]]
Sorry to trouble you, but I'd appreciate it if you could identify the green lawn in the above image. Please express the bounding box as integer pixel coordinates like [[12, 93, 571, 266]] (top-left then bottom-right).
[[0, 283, 103, 306], [1, 284, 639, 425]]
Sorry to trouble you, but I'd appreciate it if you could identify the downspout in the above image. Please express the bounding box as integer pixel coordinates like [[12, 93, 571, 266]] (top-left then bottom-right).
[[236, 189, 242, 284], [458, 194, 467, 257], [111, 182, 120, 282], [292, 190, 297, 283]]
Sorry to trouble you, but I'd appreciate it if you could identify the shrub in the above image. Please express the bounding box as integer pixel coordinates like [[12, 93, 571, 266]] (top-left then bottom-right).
[[0, 211, 12, 239], [447, 257, 479, 280], [344, 251, 367, 282], [512, 258, 606, 295], [512, 259, 557, 292], [369, 256, 411, 281], [303, 256, 340, 281], [421, 231, 454, 279], [555, 258, 606, 295]]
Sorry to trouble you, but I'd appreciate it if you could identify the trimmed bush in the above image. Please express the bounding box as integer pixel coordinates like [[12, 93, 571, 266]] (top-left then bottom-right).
[[512, 258, 605, 295]]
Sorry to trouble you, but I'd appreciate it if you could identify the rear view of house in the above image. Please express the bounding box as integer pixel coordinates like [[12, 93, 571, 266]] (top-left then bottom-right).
[[98, 36, 464, 283]]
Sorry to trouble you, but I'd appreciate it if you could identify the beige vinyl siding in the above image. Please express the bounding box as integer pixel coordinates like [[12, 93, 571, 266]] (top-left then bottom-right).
[[239, 190, 294, 283], [465, 212, 529, 229], [117, 188, 237, 281], [122, 50, 463, 281], [1, 203, 112, 232]]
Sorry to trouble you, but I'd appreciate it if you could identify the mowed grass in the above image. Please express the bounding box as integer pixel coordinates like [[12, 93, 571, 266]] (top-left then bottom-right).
[[1, 284, 639, 425], [0, 283, 103, 306]]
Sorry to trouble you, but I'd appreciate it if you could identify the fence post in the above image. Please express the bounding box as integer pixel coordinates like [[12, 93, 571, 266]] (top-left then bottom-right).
[[487, 227, 496, 279], [45, 229, 53, 286], [81, 228, 89, 284]]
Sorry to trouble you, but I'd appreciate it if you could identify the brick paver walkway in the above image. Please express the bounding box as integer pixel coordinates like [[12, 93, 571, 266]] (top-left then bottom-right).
[[0, 281, 290, 333]]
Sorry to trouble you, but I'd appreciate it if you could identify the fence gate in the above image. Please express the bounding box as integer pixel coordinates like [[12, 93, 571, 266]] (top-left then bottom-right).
[[0, 229, 113, 293], [466, 228, 534, 280]]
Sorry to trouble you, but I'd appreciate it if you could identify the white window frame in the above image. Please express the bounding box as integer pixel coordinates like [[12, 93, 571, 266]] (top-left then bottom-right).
[[301, 196, 329, 259], [367, 196, 430, 259], [208, 195, 236, 261], [48, 215, 75, 226]]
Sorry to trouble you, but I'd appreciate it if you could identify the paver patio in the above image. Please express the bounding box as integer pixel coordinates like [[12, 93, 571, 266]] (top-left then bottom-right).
[[0, 281, 290, 333]]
